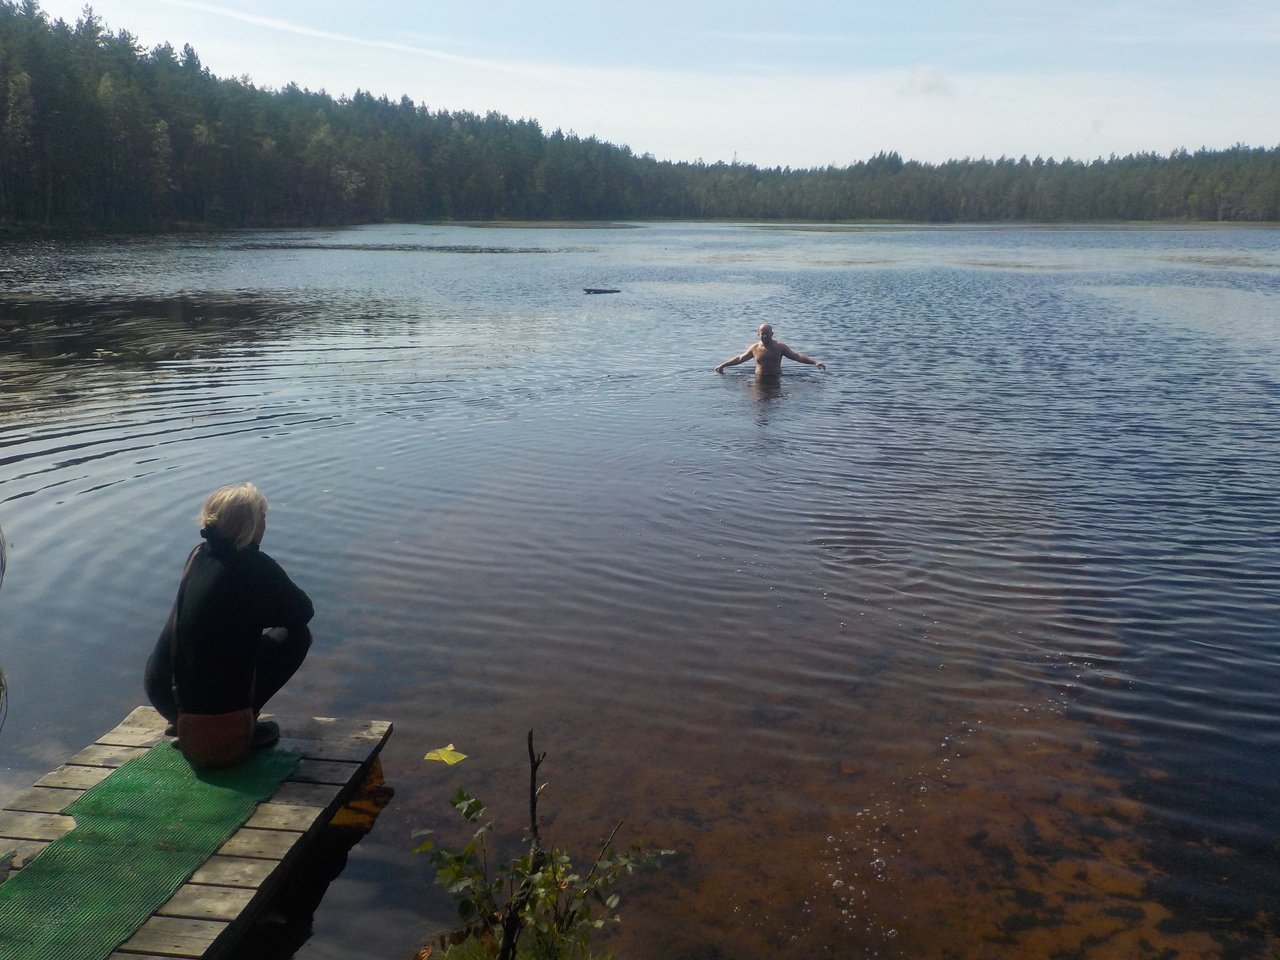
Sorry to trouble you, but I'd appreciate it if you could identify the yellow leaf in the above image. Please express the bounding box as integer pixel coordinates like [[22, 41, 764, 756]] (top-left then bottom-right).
[[424, 743, 468, 765]]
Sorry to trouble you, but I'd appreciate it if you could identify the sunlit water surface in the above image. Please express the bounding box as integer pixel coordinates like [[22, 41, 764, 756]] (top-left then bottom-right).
[[1, 222, 1279, 959]]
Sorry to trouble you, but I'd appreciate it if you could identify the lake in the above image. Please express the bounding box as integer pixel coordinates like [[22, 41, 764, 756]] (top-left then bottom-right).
[[1, 222, 1278, 959]]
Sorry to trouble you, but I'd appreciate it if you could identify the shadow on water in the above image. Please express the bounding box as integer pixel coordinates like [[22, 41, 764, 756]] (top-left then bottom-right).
[[225, 760, 395, 960]]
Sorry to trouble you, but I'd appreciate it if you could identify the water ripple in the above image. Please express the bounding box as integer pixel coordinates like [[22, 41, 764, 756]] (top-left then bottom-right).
[[1, 224, 1279, 960]]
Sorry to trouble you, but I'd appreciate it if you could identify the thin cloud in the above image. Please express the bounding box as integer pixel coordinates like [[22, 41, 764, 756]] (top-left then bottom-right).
[[710, 30, 874, 46], [157, 0, 572, 83], [897, 66, 955, 97]]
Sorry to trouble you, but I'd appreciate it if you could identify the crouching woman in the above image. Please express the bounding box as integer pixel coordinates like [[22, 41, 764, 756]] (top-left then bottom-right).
[[145, 482, 314, 767]]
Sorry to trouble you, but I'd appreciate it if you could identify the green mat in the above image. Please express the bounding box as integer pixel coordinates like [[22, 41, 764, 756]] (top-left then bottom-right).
[[0, 741, 299, 960]]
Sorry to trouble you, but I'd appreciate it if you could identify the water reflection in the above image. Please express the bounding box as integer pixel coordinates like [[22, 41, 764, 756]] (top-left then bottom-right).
[[748, 374, 784, 427], [749, 374, 785, 401], [0, 224, 1278, 959], [0, 294, 318, 415], [229, 240, 578, 255], [0, 294, 315, 363]]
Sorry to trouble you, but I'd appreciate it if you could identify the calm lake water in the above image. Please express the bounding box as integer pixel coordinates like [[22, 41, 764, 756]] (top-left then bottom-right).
[[1, 222, 1278, 959]]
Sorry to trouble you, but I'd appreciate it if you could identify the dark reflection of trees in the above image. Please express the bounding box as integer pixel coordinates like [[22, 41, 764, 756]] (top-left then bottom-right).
[[0, 294, 305, 371], [225, 760, 395, 960], [228, 241, 568, 254]]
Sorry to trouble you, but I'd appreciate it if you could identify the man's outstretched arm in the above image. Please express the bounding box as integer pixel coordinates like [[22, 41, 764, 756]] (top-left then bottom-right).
[[715, 349, 753, 374], [781, 344, 826, 369]]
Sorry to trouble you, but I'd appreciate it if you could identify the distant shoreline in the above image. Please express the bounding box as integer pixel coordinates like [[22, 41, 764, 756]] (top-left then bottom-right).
[[3, 218, 1278, 240]]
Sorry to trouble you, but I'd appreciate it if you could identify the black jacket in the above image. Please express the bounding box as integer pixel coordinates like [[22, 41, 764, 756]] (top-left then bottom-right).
[[151, 532, 313, 714]]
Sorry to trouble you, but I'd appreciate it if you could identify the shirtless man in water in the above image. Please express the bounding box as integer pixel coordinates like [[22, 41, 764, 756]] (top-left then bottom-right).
[[715, 323, 826, 376]]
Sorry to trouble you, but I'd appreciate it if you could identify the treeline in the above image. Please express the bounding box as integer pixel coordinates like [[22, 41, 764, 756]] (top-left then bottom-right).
[[1, 0, 1278, 230]]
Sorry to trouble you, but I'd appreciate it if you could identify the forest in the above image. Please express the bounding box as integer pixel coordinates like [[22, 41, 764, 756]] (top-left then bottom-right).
[[1, 0, 1278, 231]]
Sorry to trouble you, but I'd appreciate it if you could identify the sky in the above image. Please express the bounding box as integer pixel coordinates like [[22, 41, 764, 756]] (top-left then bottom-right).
[[32, 0, 1280, 169]]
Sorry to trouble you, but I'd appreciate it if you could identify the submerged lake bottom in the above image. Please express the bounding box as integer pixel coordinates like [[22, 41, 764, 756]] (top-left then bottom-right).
[[0, 222, 1278, 959]]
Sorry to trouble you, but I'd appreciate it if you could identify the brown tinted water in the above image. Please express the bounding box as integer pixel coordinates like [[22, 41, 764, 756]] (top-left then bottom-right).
[[1, 223, 1278, 959]]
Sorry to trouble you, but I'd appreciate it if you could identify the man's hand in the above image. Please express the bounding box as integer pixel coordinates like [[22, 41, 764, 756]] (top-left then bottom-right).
[[714, 364, 726, 374], [816, 361, 826, 370]]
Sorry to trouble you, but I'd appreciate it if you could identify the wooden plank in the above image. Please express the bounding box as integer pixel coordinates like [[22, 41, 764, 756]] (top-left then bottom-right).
[[289, 758, 361, 785], [97, 707, 171, 747], [188, 855, 277, 888], [245, 802, 324, 832], [158, 884, 256, 922], [0, 838, 49, 870], [97, 726, 169, 748], [278, 735, 388, 763], [0, 809, 77, 842], [270, 715, 391, 742], [218, 827, 299, 860], [116, 915, 227, 958], [116, 705, 169, 731], [67, 743, 150, 768], [269, 781, 343, 808], [3, 786, 82, 814], [35, 764, 113, 790]]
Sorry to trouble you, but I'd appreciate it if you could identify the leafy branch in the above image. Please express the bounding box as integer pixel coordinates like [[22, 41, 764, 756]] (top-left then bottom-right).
[[414, 731, 671, 960]]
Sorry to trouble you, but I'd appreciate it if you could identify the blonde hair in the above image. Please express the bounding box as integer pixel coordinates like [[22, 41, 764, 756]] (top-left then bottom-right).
[[199, 482, 267, 549]]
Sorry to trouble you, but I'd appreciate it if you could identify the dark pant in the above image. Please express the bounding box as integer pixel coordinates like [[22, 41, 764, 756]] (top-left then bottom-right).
[[145, 626, 313, 722]]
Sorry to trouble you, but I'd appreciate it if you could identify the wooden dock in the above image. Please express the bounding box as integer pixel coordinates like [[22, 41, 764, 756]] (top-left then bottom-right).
[[0, 705, 392, 960]]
